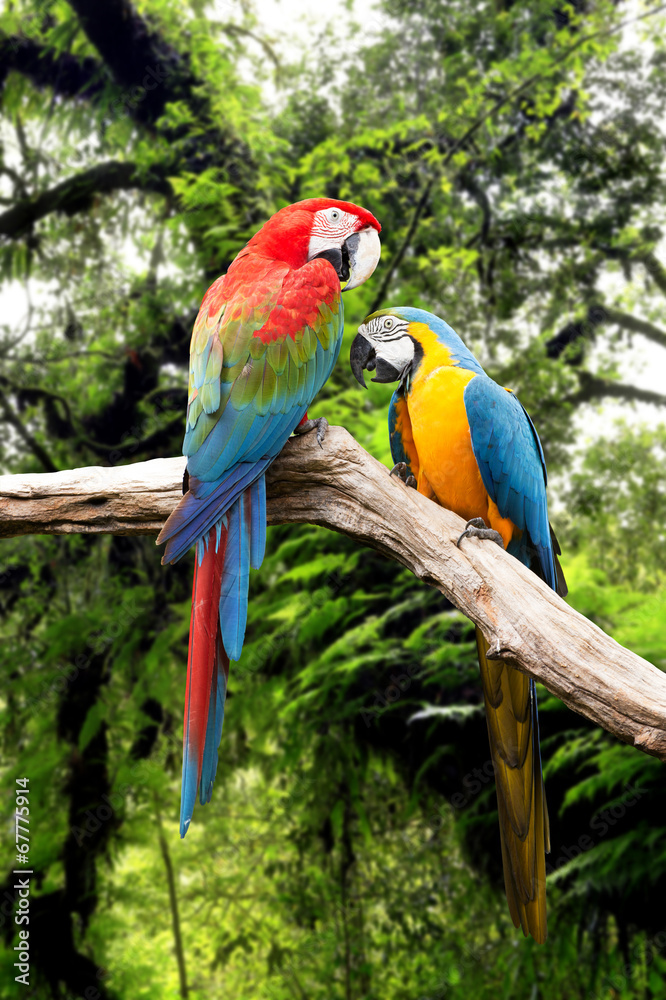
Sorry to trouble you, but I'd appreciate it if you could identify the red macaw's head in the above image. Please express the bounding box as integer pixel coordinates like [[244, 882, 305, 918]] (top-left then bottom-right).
[[246, 198, 382, 291]]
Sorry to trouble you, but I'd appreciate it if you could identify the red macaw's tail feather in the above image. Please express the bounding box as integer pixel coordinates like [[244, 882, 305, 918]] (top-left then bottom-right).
[[476, 627, 550, 944], [198, 626, 229, 806], [180, 524, 227, 837], [179, 477, 267, 837]]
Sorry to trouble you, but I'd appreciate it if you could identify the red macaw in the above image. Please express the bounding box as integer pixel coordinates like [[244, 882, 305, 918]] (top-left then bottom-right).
[[350, 306, 567, 944], [159, 199, 381, 836]]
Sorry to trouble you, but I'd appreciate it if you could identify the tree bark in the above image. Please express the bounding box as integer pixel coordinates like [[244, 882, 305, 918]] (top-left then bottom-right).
[[0, 36, 104, 101], [66, 0, 197, 123], [1, 425, 665, 761]]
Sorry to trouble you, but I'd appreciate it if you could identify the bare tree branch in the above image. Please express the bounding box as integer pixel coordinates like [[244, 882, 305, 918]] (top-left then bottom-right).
[[1, 426, 665, 761], [0, 388, 58, 473], [565, 371, 666, 408], [0, 161, 171, 239], [605, 308, 666, 351]]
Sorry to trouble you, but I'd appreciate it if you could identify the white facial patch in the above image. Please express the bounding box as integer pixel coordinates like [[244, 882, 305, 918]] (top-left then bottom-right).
[[308, 208, 358, 258], [359, 316, 414, 369]]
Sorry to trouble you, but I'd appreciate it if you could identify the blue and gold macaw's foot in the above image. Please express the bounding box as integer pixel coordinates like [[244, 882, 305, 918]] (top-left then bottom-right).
[[390, 462, 417, 489], [294, 415, 329, 448], [456, 517, 504, 549]]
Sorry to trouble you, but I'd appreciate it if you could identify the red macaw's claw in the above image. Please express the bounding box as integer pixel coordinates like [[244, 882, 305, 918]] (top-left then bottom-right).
[[293, 415, 328, 448]]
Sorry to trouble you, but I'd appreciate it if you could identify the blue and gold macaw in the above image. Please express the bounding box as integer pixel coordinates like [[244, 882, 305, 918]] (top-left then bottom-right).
[[350, 306, 567, 944]]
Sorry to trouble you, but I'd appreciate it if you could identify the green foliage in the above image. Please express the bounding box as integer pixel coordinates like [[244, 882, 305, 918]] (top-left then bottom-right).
[[558, 423, 666, 589], [1, 0, 666, 997]]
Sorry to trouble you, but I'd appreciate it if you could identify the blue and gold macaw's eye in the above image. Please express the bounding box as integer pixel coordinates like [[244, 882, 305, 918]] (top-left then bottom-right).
[[383, 318, 394, 331]]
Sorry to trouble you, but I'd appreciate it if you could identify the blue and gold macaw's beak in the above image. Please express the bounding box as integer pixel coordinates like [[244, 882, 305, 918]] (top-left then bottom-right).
[[350, 311, 418, 387]]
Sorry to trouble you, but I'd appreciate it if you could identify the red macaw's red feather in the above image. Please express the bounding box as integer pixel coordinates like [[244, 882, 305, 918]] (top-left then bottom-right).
[[200, 197, 380, 343], [255, 263, 341, 344], [180, 526, 227, 835]]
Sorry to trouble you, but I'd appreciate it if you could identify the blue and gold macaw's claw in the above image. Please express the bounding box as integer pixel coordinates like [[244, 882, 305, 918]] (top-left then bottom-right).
[[390, 462, 417, 488], [456, 517, 505, 549]]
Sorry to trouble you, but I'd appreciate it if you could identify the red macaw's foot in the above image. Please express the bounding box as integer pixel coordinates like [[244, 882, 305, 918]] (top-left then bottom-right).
[[456, 516, 504, 549], [389, 462, 417, 489], [293, 413, 329, 448]]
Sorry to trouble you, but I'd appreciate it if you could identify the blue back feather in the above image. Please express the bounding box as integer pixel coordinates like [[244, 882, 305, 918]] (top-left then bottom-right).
[[388, 391, 413, 473]]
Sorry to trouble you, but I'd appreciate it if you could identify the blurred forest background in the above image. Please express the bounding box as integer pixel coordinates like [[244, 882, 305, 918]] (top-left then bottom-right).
[[1, 0, 666, 997]]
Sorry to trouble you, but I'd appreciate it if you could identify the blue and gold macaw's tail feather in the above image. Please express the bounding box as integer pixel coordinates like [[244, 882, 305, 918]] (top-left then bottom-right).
[[476, 628, 550, 944], [159, 475, 267, 837]]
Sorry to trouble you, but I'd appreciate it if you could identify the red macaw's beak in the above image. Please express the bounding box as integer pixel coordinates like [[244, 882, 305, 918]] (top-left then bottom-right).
[[342, 225, 381, 291], [311, 226, 381, 291]]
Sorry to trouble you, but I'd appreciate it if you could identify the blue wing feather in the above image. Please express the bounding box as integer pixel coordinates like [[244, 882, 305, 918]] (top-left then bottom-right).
[[161, 458, 273, 564], [198, 642, 227, 805], [249, 475, 267, 569], [463, 376, 557, 591], [388, 390, 413, 474]]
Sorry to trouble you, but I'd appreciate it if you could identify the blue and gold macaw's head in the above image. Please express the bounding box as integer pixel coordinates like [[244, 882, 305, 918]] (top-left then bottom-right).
[[350, 306, 485, 389]]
